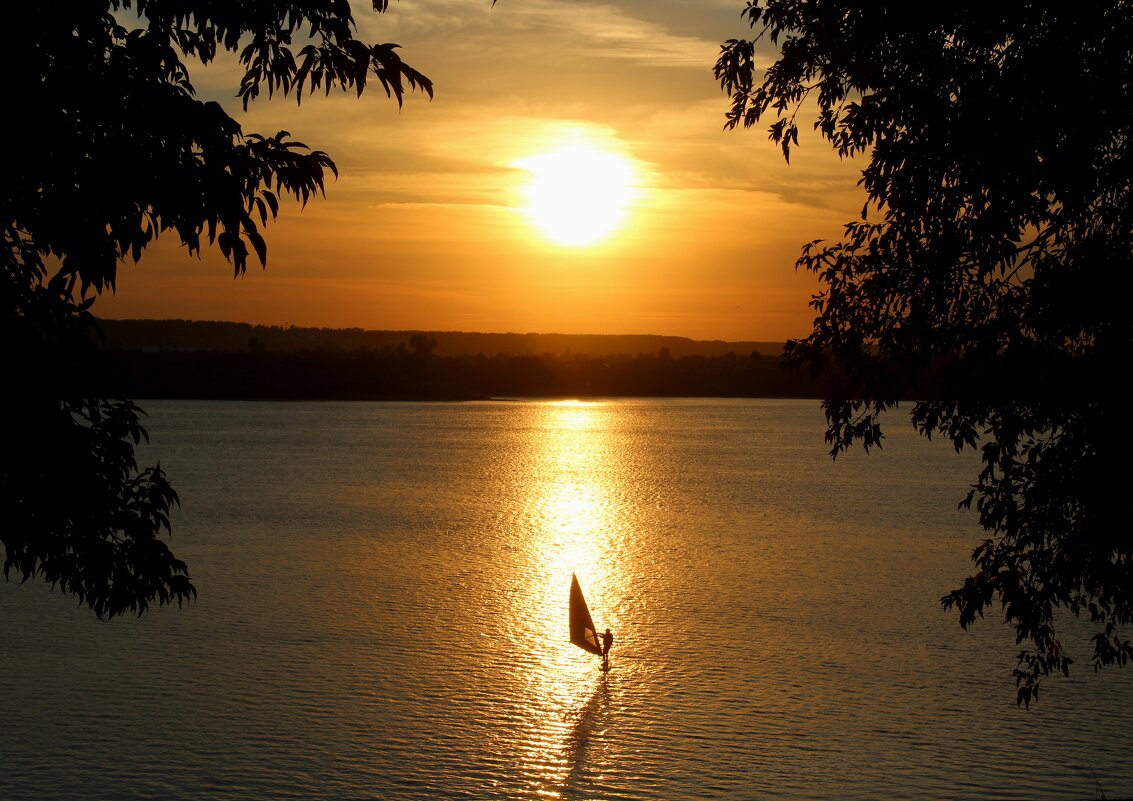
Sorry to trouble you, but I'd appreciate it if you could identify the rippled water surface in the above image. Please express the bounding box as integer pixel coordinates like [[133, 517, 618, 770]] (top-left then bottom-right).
[[2, 399, 1130, 800]]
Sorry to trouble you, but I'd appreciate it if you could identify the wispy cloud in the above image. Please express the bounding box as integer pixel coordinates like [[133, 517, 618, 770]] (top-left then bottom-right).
[[364, 0, 724, 68]]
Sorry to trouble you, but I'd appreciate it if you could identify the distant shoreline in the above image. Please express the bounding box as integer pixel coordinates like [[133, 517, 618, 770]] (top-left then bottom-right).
[[94, 318, 788, 359], [91, 319, 822, 402]]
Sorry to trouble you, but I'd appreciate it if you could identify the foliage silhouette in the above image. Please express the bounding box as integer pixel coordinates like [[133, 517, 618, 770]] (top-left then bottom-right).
[[717, 1, 1131, 704], [2, 1, 431, 617]]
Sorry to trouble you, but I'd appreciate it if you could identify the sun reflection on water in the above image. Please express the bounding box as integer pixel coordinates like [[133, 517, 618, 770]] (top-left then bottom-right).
[[516, 400, 621, 795]]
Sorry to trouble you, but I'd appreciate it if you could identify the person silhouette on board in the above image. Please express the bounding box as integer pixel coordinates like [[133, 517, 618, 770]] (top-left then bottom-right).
[[601, 627, 614, 671]]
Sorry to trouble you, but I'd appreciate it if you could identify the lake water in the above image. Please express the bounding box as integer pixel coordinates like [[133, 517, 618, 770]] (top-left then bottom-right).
[[2, 399, 1130, 800]]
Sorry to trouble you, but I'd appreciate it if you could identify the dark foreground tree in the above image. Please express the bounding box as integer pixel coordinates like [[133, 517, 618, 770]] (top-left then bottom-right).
[[2, 1, 431, 617], [717, 2, 1131, 704]]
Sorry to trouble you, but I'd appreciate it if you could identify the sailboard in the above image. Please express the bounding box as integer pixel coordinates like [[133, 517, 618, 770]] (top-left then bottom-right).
[[569, 574, 603, 656]]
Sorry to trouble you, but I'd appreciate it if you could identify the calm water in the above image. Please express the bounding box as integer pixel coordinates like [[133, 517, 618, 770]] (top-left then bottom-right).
[[2, 399, 1130, 800]]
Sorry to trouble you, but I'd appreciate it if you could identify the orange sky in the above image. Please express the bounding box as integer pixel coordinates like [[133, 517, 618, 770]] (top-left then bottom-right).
[[95, 1, 866, 342]]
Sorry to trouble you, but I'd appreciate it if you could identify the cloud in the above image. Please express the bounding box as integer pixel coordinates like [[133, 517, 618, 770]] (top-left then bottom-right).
[[362, 0, 726, 69]]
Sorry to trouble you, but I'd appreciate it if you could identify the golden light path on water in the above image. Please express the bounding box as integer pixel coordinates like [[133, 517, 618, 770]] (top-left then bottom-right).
[[517, 401, 621, 797], [5, 400, 1132, 801]]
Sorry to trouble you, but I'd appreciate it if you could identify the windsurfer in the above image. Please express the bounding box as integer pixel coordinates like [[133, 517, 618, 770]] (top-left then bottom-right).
[[601, 627, 614, 670]]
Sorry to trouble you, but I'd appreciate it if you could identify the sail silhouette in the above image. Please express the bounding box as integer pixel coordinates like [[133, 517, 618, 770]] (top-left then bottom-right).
[[569, 574, 603, 655]]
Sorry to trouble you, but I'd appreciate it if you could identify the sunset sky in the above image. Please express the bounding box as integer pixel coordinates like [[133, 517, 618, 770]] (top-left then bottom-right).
[[96, 0, 866, 342]]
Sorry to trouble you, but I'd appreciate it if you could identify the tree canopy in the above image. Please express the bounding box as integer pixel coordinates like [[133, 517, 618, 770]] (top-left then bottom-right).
[[717, 1, 1132, 704], [2, 0, 431, 618]]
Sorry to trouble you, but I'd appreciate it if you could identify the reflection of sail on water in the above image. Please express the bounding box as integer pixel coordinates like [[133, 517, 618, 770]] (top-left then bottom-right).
[[569, 574, 603, 655], [562, 679, 610, 797]]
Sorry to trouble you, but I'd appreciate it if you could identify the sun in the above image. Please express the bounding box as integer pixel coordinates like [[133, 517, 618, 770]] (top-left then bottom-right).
[[514, 145, 637, 246]]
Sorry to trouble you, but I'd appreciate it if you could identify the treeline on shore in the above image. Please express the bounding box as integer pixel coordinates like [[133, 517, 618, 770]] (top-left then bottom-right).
[[92, 319, 819, 400], [95, 318, 785, 360], [95, 348, 821, 400]]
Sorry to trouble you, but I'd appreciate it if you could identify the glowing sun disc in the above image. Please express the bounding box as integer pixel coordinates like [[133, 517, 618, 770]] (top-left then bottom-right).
[[515, 146, 636, 246]]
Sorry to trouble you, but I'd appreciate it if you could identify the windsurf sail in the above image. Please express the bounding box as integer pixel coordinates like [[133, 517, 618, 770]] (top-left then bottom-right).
[[569, 573, 603, 655]]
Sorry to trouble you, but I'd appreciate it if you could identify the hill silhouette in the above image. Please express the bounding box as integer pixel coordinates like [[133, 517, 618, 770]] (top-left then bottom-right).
[[92, 318, 817, 400], [96, 318, 785, 359]]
